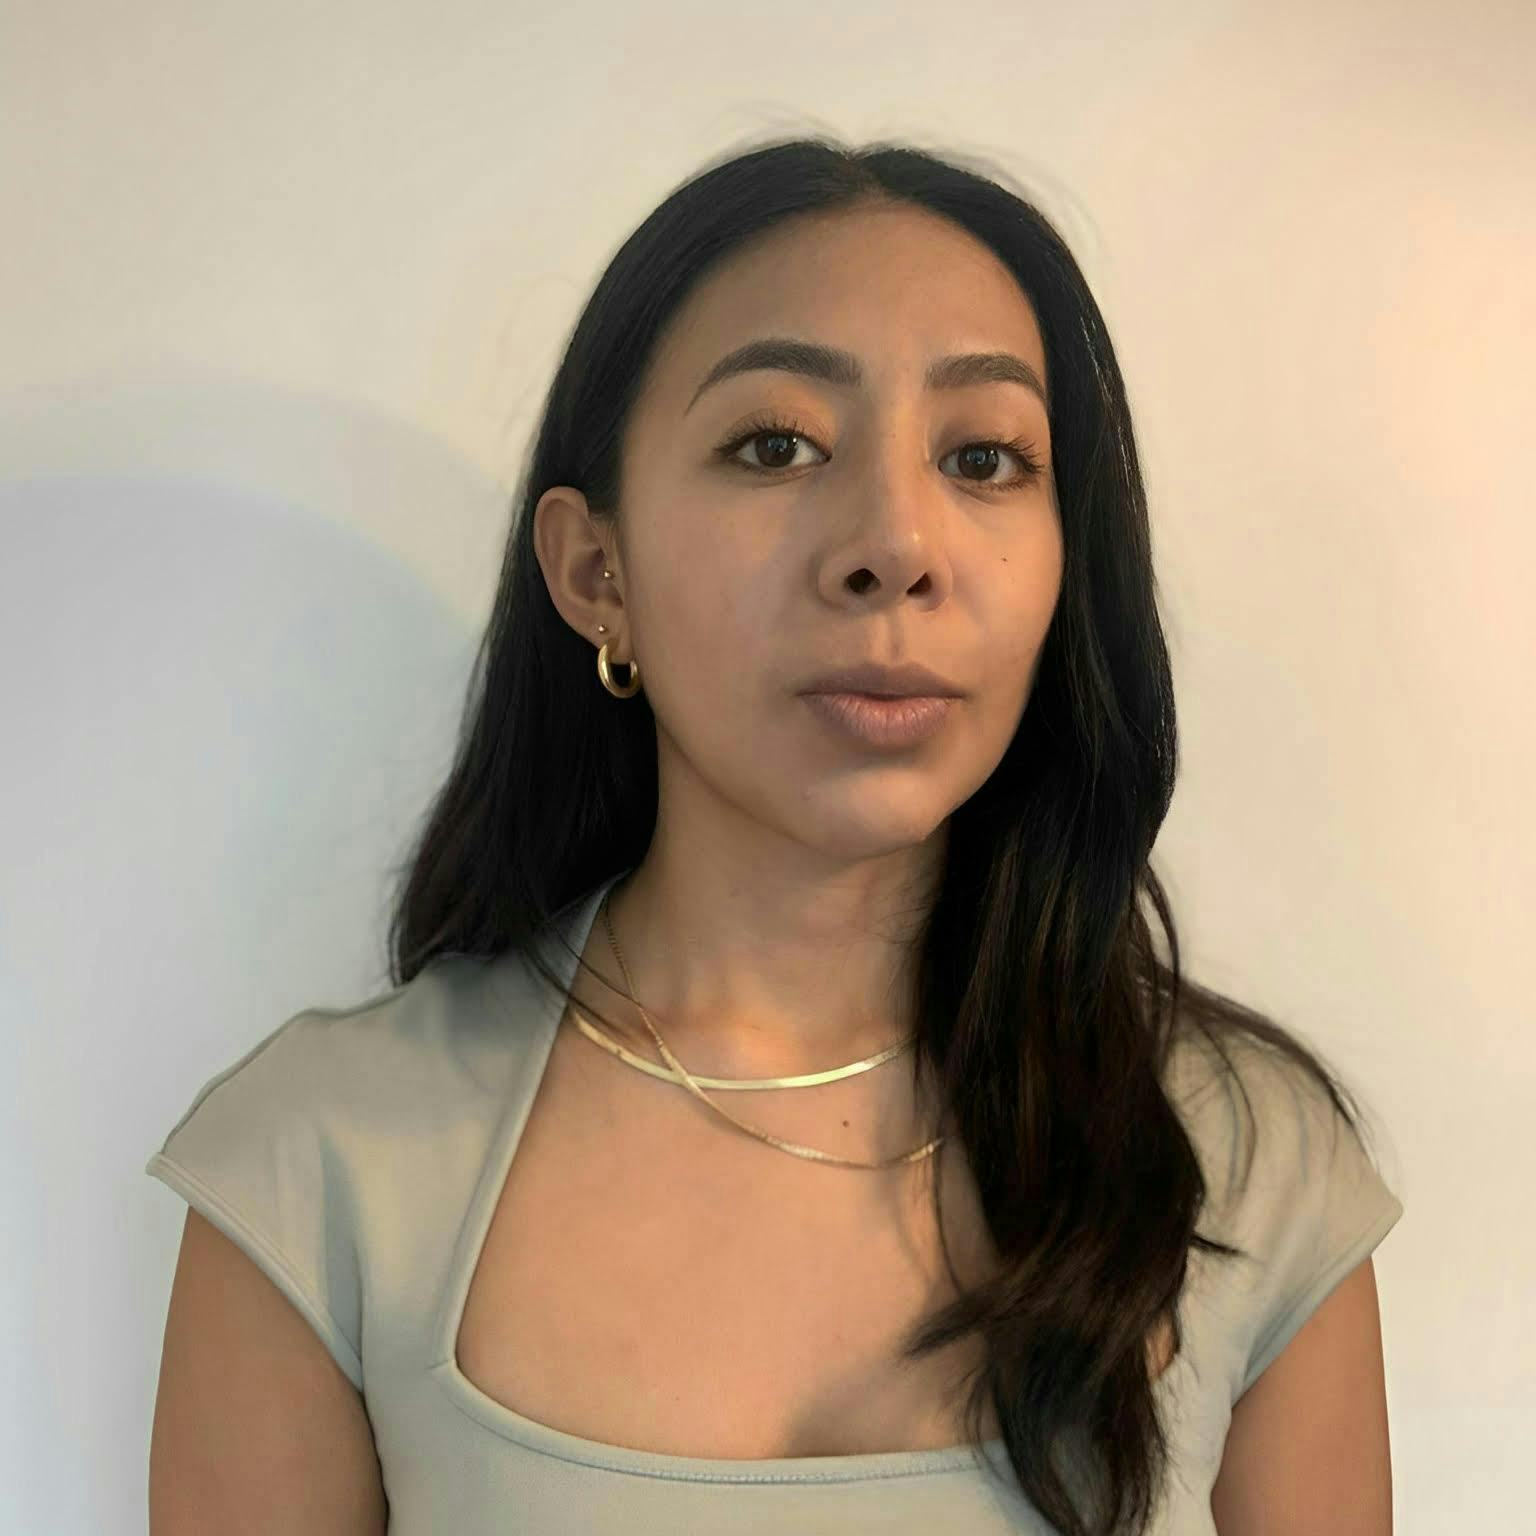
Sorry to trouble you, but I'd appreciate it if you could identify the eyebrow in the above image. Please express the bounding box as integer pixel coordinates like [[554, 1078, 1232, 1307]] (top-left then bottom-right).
[[684, 336, 1050, 416]]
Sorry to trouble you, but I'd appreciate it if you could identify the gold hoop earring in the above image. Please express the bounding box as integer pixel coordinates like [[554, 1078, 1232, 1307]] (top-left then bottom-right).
[[597, 642, 641, 699]]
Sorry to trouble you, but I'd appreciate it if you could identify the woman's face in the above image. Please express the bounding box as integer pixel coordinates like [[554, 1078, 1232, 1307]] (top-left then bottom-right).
[[541, 202, 1064, 867]]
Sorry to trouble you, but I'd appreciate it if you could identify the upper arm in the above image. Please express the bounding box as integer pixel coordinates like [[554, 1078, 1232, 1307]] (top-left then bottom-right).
[[149, 1209, 389, 1535], [1210, 1256, 1393, 1536]]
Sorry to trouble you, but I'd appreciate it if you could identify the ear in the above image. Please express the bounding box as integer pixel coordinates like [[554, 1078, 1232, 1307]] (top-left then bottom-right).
[[532, 485, 626, 651]]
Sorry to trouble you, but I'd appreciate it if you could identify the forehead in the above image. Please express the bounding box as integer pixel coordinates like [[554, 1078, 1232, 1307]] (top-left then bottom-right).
[[645, 203, 1048, 405]]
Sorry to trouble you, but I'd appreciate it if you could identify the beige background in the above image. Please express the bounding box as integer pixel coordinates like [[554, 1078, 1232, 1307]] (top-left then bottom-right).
[[3, 0, 1531, 1529]]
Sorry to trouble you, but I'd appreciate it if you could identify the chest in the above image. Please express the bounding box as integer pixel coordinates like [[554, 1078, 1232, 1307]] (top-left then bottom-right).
[[454, 1011, 1005, 1460]]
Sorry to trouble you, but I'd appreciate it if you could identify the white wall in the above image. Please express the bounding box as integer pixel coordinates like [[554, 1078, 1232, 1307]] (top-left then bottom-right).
[[4, 1, 1531, 1529]]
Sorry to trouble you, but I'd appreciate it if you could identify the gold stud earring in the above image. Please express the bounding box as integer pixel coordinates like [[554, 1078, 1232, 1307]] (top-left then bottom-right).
[[597, 569, 612, 635]]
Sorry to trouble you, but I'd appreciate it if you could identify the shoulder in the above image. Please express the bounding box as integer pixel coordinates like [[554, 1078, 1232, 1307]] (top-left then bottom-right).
[[157, 948, 540, 1151], [1161, 1021, 1404, 1401], [143, 945, 548, 1388], [156, 952, 476, 1148], [1163, 1023, 1386, 1229]]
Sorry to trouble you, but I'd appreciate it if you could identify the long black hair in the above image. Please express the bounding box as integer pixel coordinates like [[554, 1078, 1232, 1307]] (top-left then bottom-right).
[[385, 134, 1384, 1535]]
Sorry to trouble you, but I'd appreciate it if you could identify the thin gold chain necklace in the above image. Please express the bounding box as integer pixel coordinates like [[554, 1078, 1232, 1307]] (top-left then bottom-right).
[[580, 889, 944, 1170]]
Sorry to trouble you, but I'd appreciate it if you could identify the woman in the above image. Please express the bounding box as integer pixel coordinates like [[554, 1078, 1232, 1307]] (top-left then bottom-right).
[[146, 136, 1403, 1535]]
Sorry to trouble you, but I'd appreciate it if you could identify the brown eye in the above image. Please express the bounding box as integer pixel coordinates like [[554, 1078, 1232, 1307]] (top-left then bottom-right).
[[744, 430, 805, 470], [714, 414, 825, 473], [957, 444, 1003, 480], [943, 438, 1046, 488]]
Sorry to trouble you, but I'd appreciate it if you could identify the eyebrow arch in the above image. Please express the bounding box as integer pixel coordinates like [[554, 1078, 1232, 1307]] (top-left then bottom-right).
[[684, 336, 1050, 416]]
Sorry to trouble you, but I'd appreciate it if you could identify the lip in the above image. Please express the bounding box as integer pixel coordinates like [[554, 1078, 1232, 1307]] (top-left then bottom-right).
[[796, 661, 965, 699], [801, 692, 955, 749]]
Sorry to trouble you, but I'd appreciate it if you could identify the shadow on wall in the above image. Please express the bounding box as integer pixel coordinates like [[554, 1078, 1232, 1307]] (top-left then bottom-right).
[[0, 376, 499, 1533]]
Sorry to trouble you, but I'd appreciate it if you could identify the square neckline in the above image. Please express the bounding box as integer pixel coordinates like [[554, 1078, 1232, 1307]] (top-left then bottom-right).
[[428, 866, 1013, 1485]]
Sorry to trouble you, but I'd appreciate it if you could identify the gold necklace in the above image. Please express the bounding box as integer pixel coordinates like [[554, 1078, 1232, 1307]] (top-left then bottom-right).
[[584, 890, 944, 1170], [569, 1004, 915, 1089]]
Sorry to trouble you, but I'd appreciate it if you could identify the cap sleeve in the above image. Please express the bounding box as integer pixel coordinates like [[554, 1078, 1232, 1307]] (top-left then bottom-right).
[[1175, 1032, 1405, 1401], [144, 1009, 365, 1391]]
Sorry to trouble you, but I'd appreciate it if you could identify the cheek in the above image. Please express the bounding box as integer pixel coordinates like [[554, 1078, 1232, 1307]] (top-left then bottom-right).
[[631, 570, 773, 728], [998, 534, 1064, 656], [963, 581, 1058, 733], [633, 515, 777, 676]]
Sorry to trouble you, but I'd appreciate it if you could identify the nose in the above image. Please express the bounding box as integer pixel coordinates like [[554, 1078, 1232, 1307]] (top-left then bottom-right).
[[817, 437, 954, 610]]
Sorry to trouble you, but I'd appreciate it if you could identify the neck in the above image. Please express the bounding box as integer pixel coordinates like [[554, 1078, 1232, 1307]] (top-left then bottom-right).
[[573, 827, 946, 1082]]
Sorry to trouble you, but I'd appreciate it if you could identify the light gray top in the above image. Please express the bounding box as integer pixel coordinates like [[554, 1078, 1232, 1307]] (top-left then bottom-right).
[[145, 867, 1403, 1533]]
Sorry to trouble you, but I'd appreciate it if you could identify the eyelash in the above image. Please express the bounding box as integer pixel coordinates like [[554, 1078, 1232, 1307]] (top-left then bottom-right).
[[712, 411, 1046, 491]]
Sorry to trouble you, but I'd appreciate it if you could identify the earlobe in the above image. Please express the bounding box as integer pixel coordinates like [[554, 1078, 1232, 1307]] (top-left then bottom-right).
[[1145, 1312, 1177, 1384]]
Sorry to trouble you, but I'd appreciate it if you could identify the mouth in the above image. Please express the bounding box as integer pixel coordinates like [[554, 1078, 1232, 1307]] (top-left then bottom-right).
[[800, 691, 956, 749]]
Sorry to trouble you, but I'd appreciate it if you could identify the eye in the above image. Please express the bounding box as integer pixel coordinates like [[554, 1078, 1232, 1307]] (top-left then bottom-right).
[[713, 412, 828, 474], [712, 412, 1046, 491], [939, 438, 1046, 489]]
